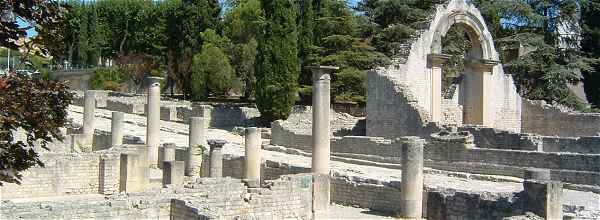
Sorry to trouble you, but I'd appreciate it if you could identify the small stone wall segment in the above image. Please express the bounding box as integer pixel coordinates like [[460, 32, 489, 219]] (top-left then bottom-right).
[[0, 153, 108, 199], [522, 99, 600, 137], [170, 175, 313, 220]]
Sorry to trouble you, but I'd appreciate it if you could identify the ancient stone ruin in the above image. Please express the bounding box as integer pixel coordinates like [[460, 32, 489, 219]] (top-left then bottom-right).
[[2, 1, 599, 219]]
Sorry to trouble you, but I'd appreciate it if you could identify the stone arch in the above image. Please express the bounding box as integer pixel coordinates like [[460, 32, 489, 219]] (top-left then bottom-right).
[[426, 2, 500, 126], [366, 0, 522, 138]]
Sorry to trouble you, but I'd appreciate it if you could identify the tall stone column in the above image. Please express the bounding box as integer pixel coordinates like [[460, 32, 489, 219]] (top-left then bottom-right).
[[111, 112, 124, 146], [400, 137, 425, 219], [307, 65, 338, 216], [83, 90, 96, 140], [427, 54, 450, 123], [308, 66, 338, 174], [186, 117, 206, 176], [244, 127, 262, 187], [146, 82, 161, 167], [208, 139, 226, 178]]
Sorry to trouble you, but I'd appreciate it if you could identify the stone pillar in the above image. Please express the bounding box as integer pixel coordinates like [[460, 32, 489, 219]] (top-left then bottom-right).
[[307, 65, 338, 216], [464, 59, 499, 126], [147, 82, 161, 167], [83, 90, 96, 140], [208, 139, 226, 178], [400, 137, 425, 219], [111, 112, 124, 146], [523, 169, 563, 219], [186, 117, 206, 176], [427, 54, 450, 123], [244, 127, 262, 187], [308, 66, 338, 174]]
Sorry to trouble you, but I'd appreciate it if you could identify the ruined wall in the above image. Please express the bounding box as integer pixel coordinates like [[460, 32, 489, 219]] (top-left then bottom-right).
[[521, 99, 600, 137], [0, 152, 120, 199], [366, 0, 522, 137], [270, 127, 600, 186], [171, 175, 313, 220]]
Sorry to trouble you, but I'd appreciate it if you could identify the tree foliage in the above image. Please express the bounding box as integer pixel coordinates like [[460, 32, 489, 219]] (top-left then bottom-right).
[[474, 0, 596, 109], [0, 74, 73, 185], [191, 29, 235, 100], [255, 0, 300, 121], [1, 0, 73, 186]]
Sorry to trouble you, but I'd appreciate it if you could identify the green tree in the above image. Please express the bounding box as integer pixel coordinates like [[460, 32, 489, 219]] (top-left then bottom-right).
[[581, 0, 600, 108], [165, 0, 222, 98], [255, 0, 300, 121], [310, 0, 388, 104], [474, 0, 595, 109], [1, 0, 73, 185], [223, 0, 264, 99], [191, 29, 235, 100]]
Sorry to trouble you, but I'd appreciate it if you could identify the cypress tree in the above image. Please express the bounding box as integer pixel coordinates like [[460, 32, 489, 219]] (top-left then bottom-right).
[[255, 0, 300, 122]]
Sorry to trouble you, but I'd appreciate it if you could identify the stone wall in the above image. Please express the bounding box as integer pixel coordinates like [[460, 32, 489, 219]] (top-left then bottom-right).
[[0, 152, 120, 199], [270, 127, 600, 186], [217, 154, 588, 220], [172, 175, 313, 220], [521, 99, 600, 137], [2, 173, 313, 220], [366, 0, 522, 137]]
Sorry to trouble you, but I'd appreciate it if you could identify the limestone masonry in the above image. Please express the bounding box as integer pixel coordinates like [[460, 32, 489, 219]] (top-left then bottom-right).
[[2, 1, 600, 220]]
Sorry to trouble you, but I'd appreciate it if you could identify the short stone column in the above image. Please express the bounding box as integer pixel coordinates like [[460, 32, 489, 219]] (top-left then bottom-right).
[[208, 139, 226, 178], [146, 82, 161, 167], [307, 65, 338, 216], [111, 112, 124, 146], [427, 54, 450, 123], [244, 127, 262, 187], [186, 117, 206, 176], [523, 169, 563, 219], [83, 90, 96, 141], [400, 137, 425, 219]]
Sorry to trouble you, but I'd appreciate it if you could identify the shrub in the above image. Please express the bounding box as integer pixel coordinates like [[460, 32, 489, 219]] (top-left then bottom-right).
[[90, 68, 128, 91]]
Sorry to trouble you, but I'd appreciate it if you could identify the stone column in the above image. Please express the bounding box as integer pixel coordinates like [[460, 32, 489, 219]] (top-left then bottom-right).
[[464, 59, 499, 126], [244, 127, 262, 187], [146, 82, 161, 167], [307, 65, 338, 216], [523, 169, 563, 220], [208, 139, 226, 178], [308, 66, 338, 174], [83, 90, 96, 140], [186, 117, 206, 176], [427, 54, 450, 123], [400, 137, 425, 219], [111, 112, 124, 146]]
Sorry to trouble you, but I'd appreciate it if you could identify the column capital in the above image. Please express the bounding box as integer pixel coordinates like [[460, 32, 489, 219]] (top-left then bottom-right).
[[306, 65, 338, 81], [427, 53, 451, 67], [466, 58, 500, 72], [208, 139, 227, 149]]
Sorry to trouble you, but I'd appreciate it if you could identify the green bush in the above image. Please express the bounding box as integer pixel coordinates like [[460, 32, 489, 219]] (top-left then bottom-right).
[[191, 43, 235, 100], [332, 68, 367, 104], [90, 68, 128, 91]]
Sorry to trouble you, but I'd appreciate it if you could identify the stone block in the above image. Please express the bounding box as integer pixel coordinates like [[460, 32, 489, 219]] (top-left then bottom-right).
[[119, 153, 149, 192], [523, 180, 563, 220], [71, 134, 92, 153], [163, 161, 184, 186]]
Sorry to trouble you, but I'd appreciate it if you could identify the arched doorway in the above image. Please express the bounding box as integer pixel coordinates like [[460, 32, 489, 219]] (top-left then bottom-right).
[[427, 12, 500, 126]]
